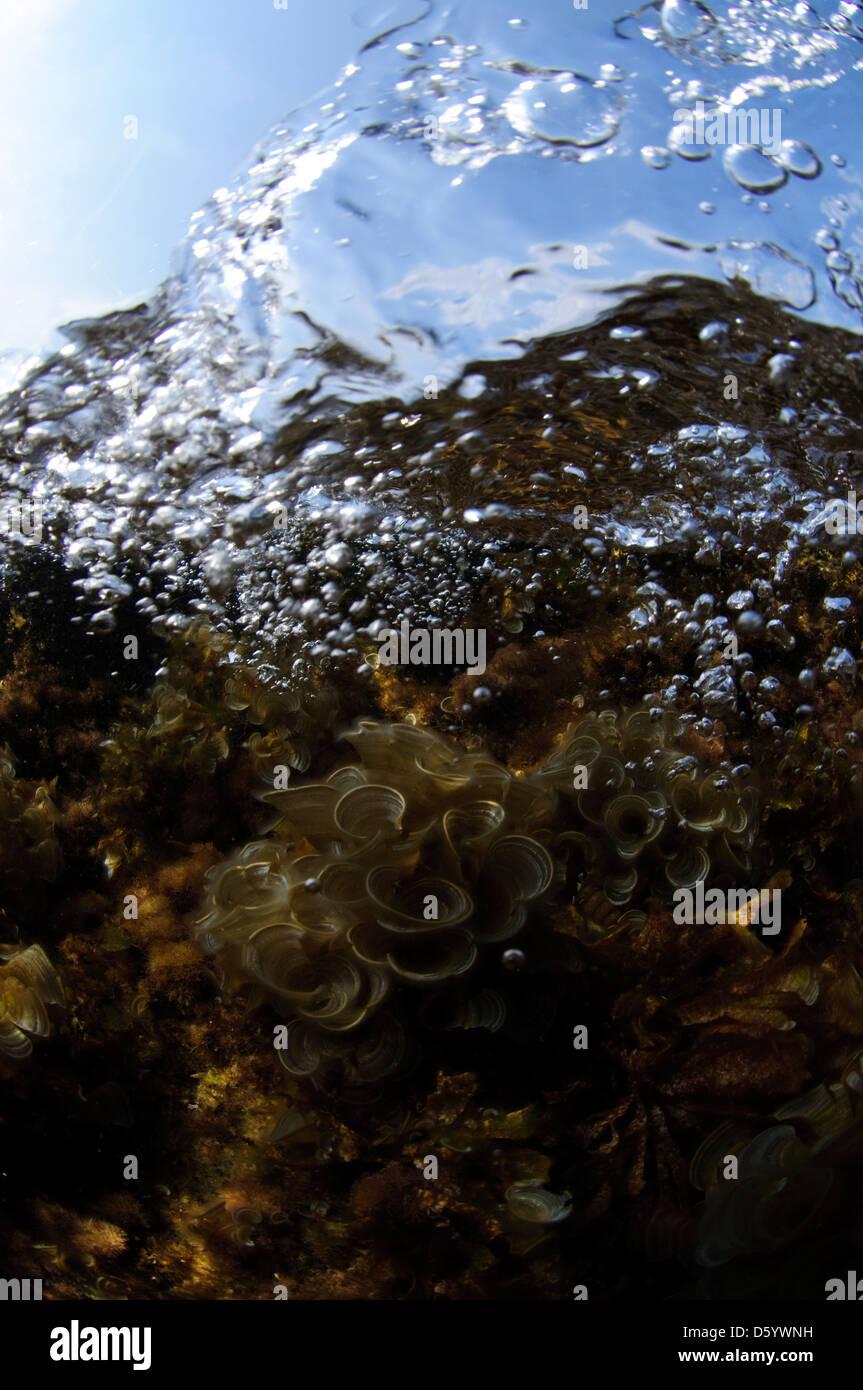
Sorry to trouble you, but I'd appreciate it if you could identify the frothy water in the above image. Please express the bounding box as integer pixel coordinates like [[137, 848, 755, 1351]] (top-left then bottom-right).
[[1, 0, 862, 674]]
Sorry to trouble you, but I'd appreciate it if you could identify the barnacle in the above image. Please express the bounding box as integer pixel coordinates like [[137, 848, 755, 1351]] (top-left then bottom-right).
[[681, 1048, 863, 1275], [105, 622, 315, 783], [0, 745, 62, 883], [95, 622, 328, 871], [194, 721, 557, 1091], [505, 1179, 572, 1225], [540, 709, 759, 911], [634, 1024, 863, 1291], [193, 709, 760, 1092], [0, 944, 65, 1059]]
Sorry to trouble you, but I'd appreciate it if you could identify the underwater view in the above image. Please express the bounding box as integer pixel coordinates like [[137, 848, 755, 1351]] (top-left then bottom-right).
[[3, 0, 863, 1343]]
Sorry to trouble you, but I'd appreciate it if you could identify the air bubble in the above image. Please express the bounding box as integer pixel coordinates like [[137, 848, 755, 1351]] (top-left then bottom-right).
[[723, 145, 788, 194], [776, 139, 821, 179], [503, 73, 620, 149], [641, 145, 671, 169], [717, 241, 815, 310], [669, 122, 712, 160], [501, 949, 526, 971], [660, 0, 714, 40]]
